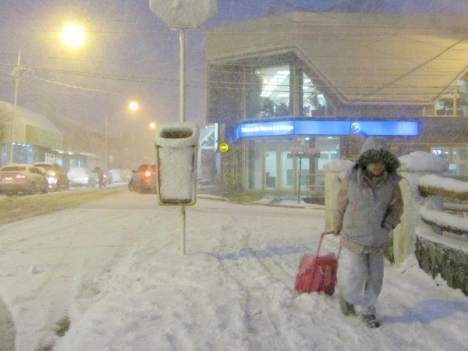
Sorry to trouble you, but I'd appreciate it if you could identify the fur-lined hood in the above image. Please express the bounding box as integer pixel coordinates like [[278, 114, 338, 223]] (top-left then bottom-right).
[[354, 137, 400, 173]]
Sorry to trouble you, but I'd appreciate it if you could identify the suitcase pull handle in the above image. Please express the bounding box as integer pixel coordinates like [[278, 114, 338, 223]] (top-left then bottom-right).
[[316, 230, 341, 258]]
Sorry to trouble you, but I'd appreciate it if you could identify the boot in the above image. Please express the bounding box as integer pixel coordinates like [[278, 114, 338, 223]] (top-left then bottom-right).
[[339, 295, 355, 316], [361, 314, 381, 328]]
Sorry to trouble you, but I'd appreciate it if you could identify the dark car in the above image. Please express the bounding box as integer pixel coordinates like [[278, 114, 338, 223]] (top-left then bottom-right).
[[33, 162, 69, 191], [128, 164, 156, 194]]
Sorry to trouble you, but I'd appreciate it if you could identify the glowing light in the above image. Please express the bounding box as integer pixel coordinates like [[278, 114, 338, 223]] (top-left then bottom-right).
[[61, 23, 86, 48], [128, 100, 139, 112]]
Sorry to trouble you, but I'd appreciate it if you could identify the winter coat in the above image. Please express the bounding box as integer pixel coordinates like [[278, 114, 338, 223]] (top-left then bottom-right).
[[333, 138, 404, 253]]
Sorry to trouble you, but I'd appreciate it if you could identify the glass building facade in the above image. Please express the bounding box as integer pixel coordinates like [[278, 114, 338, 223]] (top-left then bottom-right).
[[207, 54, 344, 196], [206, 13, 468, 195], [207, 53, 468, 195]]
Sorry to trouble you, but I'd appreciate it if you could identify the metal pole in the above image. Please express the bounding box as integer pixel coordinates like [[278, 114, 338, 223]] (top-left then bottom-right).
[[297, 154, 302, 204], [8, 38, 50, 165], [179, 28, 187, 255], [181, 205, 186, 255], [180, 28, 186, 123], [8, 51, 23, 165], [9, 75, 19, 164], [105, 112, 109, 172]]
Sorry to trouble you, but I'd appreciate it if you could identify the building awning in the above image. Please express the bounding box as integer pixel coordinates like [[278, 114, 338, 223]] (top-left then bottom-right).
[[207, 12, 468, 105]]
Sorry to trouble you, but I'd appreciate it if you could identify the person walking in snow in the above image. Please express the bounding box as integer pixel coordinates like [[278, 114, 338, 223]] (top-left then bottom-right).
[[95, 166, 106, 189], [333, 137, 403, 328]]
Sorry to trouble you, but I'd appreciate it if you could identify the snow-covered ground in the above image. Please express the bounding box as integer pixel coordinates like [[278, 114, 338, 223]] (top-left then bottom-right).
[[0, 191, 467, 351]]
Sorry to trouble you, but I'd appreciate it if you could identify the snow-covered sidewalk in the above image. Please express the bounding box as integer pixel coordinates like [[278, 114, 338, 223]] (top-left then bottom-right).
[[0, 192, 467, 350]]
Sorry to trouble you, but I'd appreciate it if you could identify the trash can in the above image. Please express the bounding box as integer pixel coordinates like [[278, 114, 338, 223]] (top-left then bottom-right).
[[155, 122, 199, 205]]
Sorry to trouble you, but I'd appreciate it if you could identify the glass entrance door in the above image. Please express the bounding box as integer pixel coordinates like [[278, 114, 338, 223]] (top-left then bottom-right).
[[265, 141, 277, 189]]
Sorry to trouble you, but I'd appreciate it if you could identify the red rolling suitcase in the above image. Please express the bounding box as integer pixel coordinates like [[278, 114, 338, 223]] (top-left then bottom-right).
[[294, 231, 341, 295]]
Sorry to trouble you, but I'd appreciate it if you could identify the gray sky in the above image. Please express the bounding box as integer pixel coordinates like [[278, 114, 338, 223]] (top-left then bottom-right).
[[0, 0, 465, 144]]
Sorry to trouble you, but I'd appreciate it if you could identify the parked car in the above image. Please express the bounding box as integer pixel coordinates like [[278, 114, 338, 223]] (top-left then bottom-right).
[[0, 164, 49, 195], [109, 169, 132, 183], [67, 167, 97, 187], [33, 162, 69, 191], [128, 164, 156, 194]]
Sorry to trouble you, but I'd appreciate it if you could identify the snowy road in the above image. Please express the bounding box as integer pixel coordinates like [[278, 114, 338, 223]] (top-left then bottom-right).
[[0, 191, 467, 350]]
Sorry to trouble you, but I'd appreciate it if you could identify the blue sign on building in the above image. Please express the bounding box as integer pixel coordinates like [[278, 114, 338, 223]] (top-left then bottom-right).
[[231, 119, 419, 142]]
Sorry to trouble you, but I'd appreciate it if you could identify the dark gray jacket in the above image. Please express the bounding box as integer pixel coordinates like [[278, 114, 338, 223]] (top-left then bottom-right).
[[334, 138, 404, 252]]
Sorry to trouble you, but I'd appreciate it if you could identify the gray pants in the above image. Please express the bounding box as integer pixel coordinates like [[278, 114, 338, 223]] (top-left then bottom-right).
[[341, 250, 385, 316]]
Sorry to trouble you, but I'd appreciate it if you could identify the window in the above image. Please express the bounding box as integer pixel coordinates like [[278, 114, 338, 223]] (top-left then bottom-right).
[[435, 84, 468, 117], [303, 73, 327, 117], [251, 65, 291, 118]]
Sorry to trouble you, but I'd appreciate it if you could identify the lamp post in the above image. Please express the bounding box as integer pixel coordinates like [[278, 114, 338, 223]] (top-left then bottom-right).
[[104, 100, 140, 171], [9, 39, 44, 164], [7, 24, 85, 164], [128, 100, 140, 163]]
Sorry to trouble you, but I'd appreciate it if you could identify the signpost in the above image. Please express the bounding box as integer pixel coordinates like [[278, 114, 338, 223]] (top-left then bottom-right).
[[149, 0, 217, 255], [149, 0, 217, 124], [149, 0, 217, 29]]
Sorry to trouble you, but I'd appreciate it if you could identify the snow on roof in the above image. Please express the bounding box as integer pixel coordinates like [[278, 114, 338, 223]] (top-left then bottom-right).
[[0, 101, 60, 133]]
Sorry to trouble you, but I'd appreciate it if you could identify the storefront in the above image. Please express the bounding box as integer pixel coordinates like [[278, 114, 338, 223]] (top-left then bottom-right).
[[0, 101, 97, 169], [219, 119, 418, 195], [206, 12, 468, 194]]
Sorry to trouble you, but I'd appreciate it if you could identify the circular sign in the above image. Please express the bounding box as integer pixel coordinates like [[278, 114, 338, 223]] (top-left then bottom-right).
[[219, 142, 229, 153]]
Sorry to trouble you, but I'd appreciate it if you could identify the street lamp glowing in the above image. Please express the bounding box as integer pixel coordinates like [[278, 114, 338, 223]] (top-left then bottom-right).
[[8, 24, 86, 164], [128, 101, 139, 112], [60, 23, 85, 48], [149, 122, 157, 130]]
